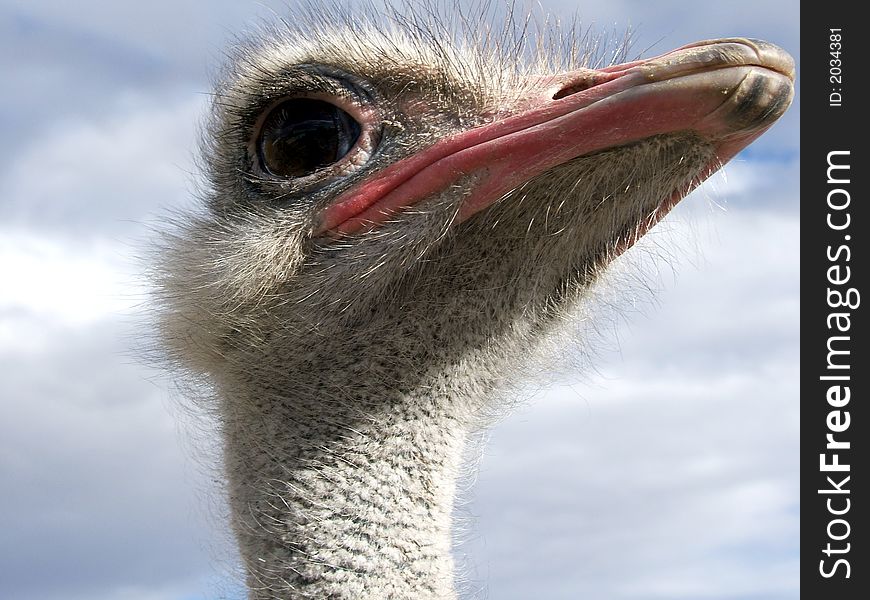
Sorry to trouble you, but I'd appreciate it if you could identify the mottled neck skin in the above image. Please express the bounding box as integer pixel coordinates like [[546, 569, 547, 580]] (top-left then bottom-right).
[[219, 322, 499, 599], [226, 394, 464, 599]]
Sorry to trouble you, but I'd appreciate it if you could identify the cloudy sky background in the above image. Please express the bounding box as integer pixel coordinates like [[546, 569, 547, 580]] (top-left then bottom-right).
[[0, 1, 798, 599]]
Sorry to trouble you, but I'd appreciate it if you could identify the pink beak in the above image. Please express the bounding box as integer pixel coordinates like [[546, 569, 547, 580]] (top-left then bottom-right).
[[316, 38, 794, 240]]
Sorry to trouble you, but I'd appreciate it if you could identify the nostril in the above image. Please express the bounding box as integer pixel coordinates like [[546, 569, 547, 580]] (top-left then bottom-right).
[[552, 78, 596, 100]]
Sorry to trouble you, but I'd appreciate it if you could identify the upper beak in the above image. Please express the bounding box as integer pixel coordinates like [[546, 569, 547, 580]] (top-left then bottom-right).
[[317, 38, 795, 237]]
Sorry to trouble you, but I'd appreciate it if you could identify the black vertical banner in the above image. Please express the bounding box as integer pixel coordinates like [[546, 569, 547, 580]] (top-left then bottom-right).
[[802, 4, 866, 598]]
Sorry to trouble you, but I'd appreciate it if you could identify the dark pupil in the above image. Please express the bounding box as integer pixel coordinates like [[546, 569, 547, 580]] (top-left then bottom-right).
[[258, 98, 361, 177]]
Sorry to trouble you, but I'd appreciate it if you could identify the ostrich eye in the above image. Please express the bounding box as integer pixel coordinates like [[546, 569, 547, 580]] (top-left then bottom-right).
[[257, 98, 362, 178]]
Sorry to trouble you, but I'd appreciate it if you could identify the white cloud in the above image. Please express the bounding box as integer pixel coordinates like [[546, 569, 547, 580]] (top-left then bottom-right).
[[464, 363, 798, 598], [0, 93, 204, 235], [0, 319, 239, 600], [0, 93, 205, 345], [0, 232, 143, 337]]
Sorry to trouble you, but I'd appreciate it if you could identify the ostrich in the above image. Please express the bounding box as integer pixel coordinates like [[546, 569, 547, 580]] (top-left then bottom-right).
[[156, 5, 794, 599]]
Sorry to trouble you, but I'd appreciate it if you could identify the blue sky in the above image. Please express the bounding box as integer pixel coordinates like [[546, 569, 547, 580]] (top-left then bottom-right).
[[0, 1, 798, 599]]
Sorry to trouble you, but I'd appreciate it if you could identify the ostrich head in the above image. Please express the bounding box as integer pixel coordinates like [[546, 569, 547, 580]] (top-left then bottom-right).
[[158, 5, 793, 599]]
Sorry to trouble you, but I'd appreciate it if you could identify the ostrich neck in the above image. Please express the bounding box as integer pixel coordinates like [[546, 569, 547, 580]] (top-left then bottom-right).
[[222, 336, 482, 599]]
